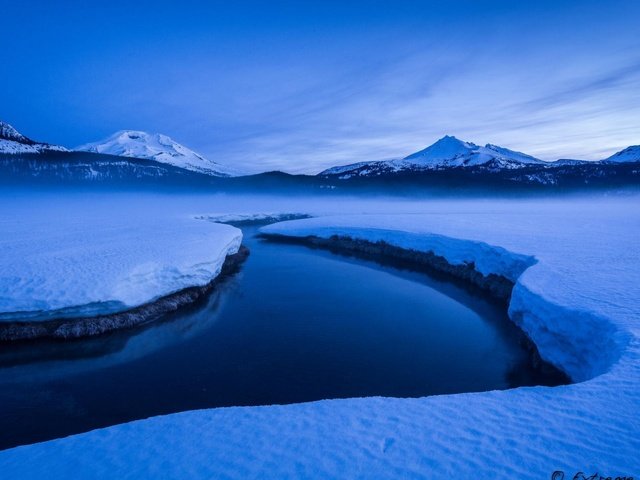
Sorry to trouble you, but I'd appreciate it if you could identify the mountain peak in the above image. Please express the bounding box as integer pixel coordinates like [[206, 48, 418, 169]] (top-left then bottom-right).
[[115, 130, 148, 139], [404, 135, 476, 162], [604, 145, 640, 163], [76, 130, 232, 176], [322, 136, 545, 176], [438, 134, 464, 143], [0, 120, 68, 154], [431, 135, 474, 147], [0, 121, 36, 145]]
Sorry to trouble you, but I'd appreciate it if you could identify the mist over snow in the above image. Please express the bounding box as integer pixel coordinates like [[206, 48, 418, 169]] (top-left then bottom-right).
[[1, 189, 639, 478], [1, 0, 640, 475]]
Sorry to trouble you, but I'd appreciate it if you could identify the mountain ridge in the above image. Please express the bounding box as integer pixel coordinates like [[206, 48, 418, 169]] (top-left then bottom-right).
[[2, 122, 638, 188], [321, 135, 639, 178], [0, 121, 68, 154]]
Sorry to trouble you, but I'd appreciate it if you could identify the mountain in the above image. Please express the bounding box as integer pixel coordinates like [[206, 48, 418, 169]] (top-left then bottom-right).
[[0, 150, 230, 188], [2, 122, 638, 191], [76, 130, 231, 176], [321, 136, 544, 178], [551, 159, 590, 166], [318, 136, 640, 189], [0, 123, 227, 186], [603, 145, 640, 163], [403, 135, 542, 167], [0, 121, 68, 154]]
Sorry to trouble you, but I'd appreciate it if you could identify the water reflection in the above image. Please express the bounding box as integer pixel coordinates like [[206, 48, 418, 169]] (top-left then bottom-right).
[[0, 225, 566, 450]]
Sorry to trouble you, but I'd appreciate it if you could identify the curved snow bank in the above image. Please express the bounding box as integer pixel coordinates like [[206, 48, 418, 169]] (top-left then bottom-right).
[[260, 215, 629, 382], [509, 281, 623, 382], [2, 206, 639, 478], [262, 226, 536, 282], [0, 214, 242, 324], [0, 246, 248, 341]]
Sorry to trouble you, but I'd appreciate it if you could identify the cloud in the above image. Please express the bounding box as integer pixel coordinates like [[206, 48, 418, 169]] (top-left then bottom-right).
[[5, 0, 640, 173], [212, 48, 640, 172]]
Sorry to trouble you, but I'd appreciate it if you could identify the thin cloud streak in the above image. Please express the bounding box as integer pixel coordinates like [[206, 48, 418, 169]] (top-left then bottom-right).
[[2, 1, 639, 173]]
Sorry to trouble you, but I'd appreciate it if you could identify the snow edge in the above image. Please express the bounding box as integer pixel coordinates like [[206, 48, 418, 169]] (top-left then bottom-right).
[[260, 223, 628, 382]]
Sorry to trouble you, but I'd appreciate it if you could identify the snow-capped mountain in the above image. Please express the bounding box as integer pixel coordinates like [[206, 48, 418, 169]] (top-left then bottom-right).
[[402, 135, 543, 167], [76, 130, 231, 176], [603, 145, 640, 163], [2, 120, 638, 189], [317, 135, 640, 188], [321, 136, 544, 178], [0, 121, 68, 154]]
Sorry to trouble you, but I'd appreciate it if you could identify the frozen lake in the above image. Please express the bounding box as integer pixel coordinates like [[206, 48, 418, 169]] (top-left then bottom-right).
[[0, 208, 565, 449]]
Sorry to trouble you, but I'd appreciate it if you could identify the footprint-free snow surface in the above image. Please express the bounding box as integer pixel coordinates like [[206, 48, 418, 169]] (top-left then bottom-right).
[[1, 196, 639, 478], [0, 206, 241, 322]]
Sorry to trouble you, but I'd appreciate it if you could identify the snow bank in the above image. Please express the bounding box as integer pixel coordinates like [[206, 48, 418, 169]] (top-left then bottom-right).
[[261, 213, 634, 382], [0, 211, 242, 322], [1, 199, 639, 478]]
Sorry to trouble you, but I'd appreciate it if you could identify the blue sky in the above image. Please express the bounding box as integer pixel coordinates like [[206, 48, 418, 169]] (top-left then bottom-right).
[[1, 0, 639, 173]]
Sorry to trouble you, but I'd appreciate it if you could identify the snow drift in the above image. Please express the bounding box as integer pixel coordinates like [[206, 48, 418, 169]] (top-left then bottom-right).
[[0, 210, 242, 323], [1, 197, 639, 478]]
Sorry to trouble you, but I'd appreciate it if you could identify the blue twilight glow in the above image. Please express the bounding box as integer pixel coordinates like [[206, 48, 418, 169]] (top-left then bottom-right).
[[1, 0, 639, 173]]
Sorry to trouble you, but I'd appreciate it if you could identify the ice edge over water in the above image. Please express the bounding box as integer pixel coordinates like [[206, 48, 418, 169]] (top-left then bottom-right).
[[260, 222, 626, 382], [2, 207, 638, 478], [0, 218, 243, 323]]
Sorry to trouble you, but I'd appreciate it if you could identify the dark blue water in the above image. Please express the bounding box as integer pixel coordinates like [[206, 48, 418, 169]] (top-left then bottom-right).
[[0, 225, 565, 449]]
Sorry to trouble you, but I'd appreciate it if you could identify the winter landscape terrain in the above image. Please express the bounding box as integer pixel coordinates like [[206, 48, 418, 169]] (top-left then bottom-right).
[[1, 121, 639, 479], [0, 207, 240, 323], [3, 1, 640, 477], [0, 191, 639, 478], [0, 121, 67, 154], [77, 130, 233, 176], [2, 121, 639, 190]]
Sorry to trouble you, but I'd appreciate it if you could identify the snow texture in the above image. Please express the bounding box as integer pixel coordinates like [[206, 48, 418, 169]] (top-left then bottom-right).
[[403, 135, 543, 167], [76, 130, 233, 176], [321, 135, 545, 175], [0, 211, 241, 322], [604, 145, 640, 163], [0, 121, 68, 154], [319, 159, 401, 176], [1, 198, 639, 478], [320, 137, 640, 177]]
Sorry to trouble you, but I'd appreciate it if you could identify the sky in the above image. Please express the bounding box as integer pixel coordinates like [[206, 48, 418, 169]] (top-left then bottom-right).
[[1, 0, 639, 174]]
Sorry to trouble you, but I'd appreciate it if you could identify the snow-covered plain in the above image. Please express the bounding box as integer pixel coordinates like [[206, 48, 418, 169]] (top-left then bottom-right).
[[0, 198, 241, 321], [1, 192, 639, 478]]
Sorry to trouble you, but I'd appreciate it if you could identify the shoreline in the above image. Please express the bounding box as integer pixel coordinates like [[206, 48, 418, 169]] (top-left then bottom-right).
[[0, 246, 249, 342], [260, 232, 568, 381], [260, 233, 515, 302]]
